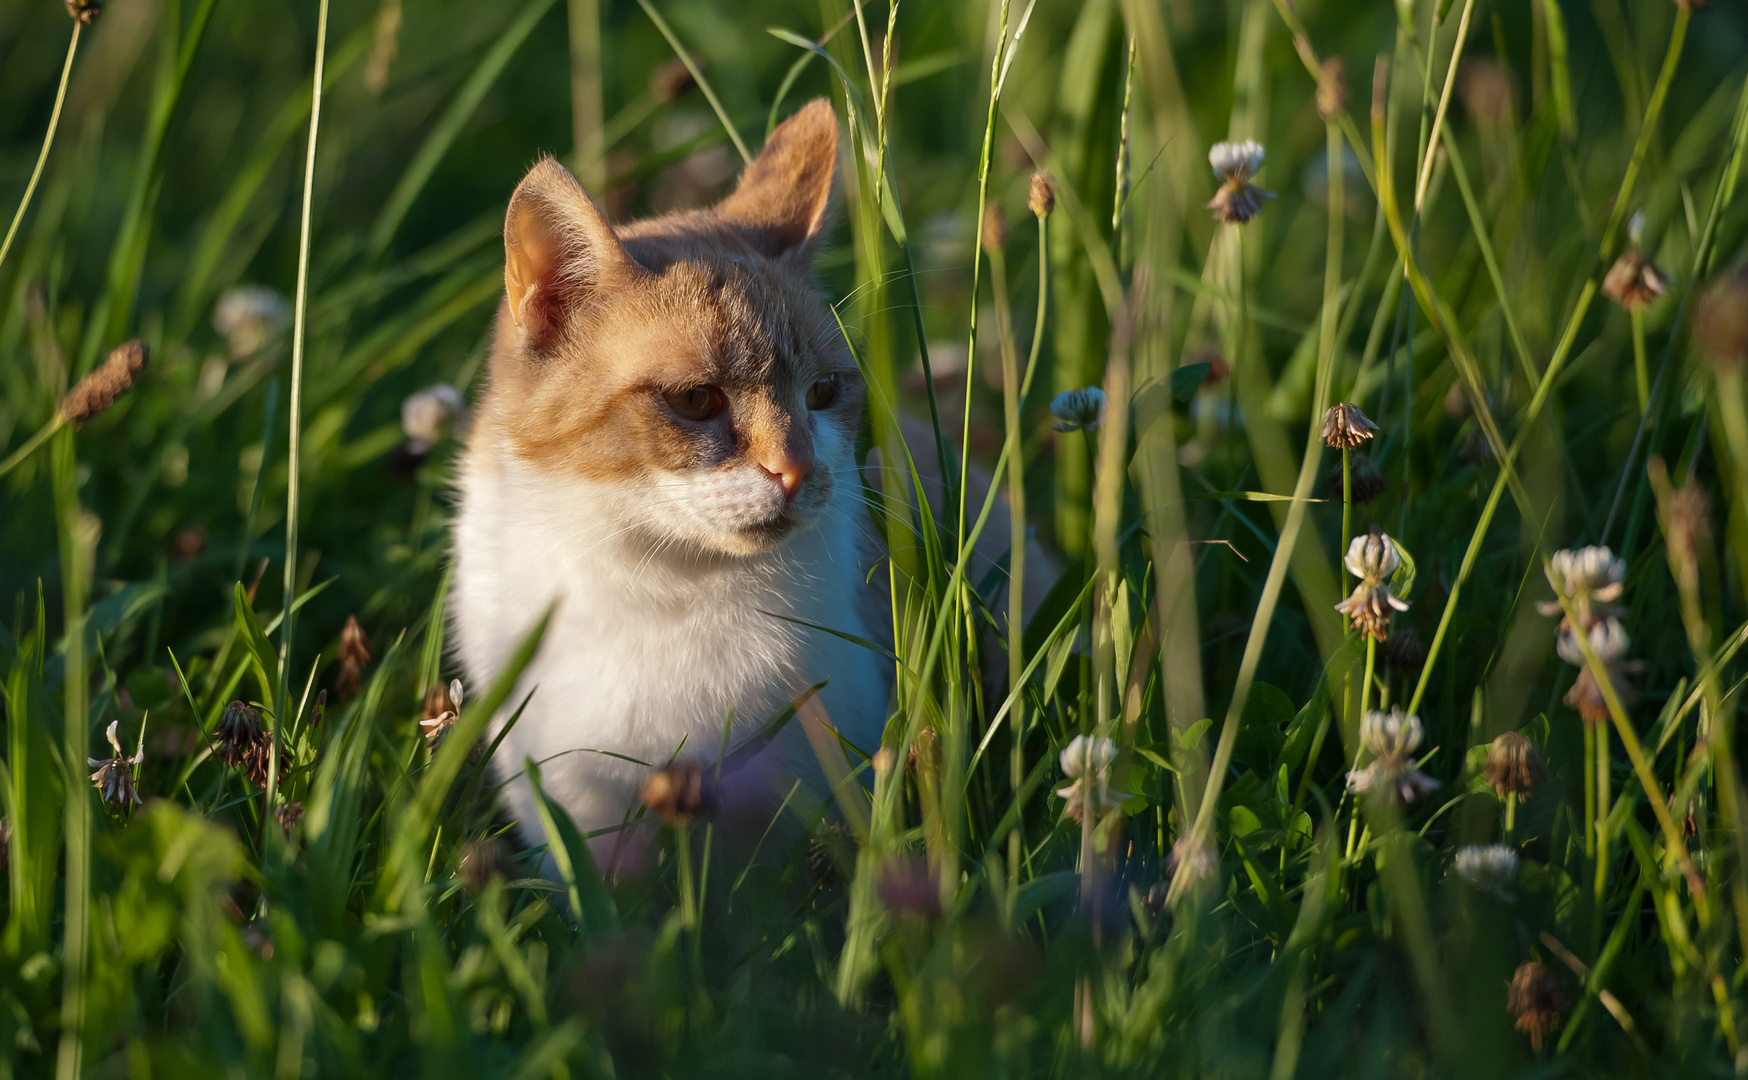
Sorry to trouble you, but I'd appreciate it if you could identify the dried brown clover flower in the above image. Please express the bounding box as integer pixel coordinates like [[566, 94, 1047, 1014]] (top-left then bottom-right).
[[275, 801, 305, 835], [419, 679, 465, 744], [1321, 402, 1379, 449], [57, 341, 147, 424], [1601, 250, 1669, 312], [334, 616, 373, 702], [88, 721, 144, 808], [640, 762, 717, 826], [1694, 263, 1748, 372], [1508, 961, 1568, 1052], [651, 58, 697, 103], [214, 700, 275, 788], [65, 0, 103, 24], [1483, 731, 1541, 797], [1327, 451, 1386, 504]]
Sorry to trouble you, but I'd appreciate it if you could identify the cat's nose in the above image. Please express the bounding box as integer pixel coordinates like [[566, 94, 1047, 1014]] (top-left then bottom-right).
[[757, 453, 812, 500]]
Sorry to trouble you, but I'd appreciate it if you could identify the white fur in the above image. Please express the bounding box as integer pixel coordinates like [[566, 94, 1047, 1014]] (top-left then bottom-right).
[[450, 415, 889, 845]]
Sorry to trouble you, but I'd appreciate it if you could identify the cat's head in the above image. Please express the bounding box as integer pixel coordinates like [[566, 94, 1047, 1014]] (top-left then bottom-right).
[[482, 99, 860, 558]]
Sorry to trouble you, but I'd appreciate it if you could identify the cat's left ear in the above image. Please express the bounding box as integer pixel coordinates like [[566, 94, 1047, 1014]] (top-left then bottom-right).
[[714, 98, 839, 259]]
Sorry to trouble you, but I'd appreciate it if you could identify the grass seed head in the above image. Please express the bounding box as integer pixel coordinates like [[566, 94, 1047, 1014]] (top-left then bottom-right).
[[980, 203, 1007, 255], [1694, 263, 1748, 372], [1027, 172, 1056, 218], [1484, 732, 1541, 797], [1321, 402, 1379, 448], [1316, 58, 1348, 121], [57, 340, 147, 424], [65, 0, 102, 24], [1509, 962, 1568, 1052]]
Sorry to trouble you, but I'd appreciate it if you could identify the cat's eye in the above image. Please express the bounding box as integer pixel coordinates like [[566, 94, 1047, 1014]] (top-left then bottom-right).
[[665, 386, 725, 422], [805, 376, 840, 410]]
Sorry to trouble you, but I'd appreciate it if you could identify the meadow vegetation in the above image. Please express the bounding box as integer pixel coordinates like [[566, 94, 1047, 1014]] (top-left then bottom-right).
[[3, 0, 1748, 1074]]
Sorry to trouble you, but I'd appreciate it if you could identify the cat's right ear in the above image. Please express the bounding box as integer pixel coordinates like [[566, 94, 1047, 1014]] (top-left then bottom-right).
[[503, 156, 639, 349]]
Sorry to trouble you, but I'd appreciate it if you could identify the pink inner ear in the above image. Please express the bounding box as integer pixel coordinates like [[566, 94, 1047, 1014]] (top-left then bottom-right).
[[715, 99, 839, 257], [508, 206, 577, 349]]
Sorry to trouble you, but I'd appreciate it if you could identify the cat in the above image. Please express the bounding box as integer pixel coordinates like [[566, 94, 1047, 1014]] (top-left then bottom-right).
[[451, 98, 1050, 858], [451, 99, 890, 853]]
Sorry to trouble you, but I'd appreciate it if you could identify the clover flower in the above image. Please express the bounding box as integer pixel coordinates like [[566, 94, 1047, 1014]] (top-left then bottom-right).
[[1056, 734, 1122, 823], [1483, 731, 1541, 797], [212, 286, 291, 359], [401, 384, 465, 455], [214, 700, 273, 789], [1206, 140, 1273, 224], [1346, 708, 1440, 804], [88, 721, 144, 808], [1508, 962, 1568, 1052], [1335, 529, 1410, 641], [335, 616, 373, 702], [1602, 251, 1669, 312], [1321, 402, 1379, 449], [1558, 618, 1636, 726], [1694, 262, 1748, 372], [1051, 387, 1105, 433], [640, 761, 718, 826], [420, 678, 466, 744], [1537, 546, 1624, 632], [1455, 844, 1519, 900]]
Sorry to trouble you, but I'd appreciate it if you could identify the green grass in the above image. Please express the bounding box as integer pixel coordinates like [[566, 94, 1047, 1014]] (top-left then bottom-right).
[[3, 0, 1748, 1075]]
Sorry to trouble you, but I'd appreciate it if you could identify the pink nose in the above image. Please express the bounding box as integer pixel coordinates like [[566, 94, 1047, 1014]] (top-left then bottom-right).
[[757, 454, 811, 501]]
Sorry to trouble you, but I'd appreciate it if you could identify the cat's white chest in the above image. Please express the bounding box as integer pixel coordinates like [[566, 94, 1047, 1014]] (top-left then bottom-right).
[[450, 447, 888, 838]]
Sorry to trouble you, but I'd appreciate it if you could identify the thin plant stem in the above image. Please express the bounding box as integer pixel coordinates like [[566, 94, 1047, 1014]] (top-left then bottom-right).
[[1583, 721, 1596, 857], [1341, 447, 1353, 581], [1505, 791, 1517, 841], [1632, 309, 1650, 415], [567, 0, 604, 190], [0, 416, 65, 481], [52, 431, 94, 1080], [1404, 6, 1694, 712], [0, 22, 81, 275], [635, 0, 751, 164], [277, 0, 331, 783], [1596, 717, 1610, 902]]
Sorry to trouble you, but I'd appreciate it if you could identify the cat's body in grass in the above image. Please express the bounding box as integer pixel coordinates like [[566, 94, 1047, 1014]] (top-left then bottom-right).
[[452, 101, 895, 853]]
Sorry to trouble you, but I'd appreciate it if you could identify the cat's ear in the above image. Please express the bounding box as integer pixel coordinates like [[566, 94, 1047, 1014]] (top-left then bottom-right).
[[714, 99, 839, 258], [504, 156, 639, 348]]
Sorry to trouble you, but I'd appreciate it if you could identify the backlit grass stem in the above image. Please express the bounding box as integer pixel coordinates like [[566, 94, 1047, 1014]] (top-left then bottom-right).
[[278, 0, 331, 769], [0, 21, 80, 275]]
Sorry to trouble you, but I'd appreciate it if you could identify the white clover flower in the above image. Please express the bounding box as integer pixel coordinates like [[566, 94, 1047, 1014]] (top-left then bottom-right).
[[1347, 708, 1440, 804], [88, 720, 144, 807], [1051, 387, 1105, 433], [401, 383, 465, 454], [1360, 707, 1423, 758], [1454, 844, 1519, 900], [1538, 546, 1625, 624], [1556, 616, 1630, 668], [212, 286, 291, 359], [1207, 140, 1274, 224], [1209, 140, 1267, 183], [1336, 530, 1410, 641], [1056, 734, 1122, 823]]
